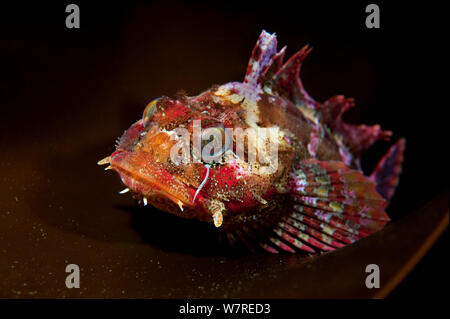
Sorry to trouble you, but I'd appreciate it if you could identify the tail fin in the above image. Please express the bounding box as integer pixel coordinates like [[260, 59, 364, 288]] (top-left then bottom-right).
[[369, 138, 406, 202]]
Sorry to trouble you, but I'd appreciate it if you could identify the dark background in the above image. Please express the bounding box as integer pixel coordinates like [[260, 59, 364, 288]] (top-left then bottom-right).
[[0, 0, 447, 299]]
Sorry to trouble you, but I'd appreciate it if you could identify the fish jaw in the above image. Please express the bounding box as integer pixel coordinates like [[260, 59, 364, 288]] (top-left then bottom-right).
[[109, 149, 202, 216], [105, 118, 231, 224], [109, 118, 195, 211]]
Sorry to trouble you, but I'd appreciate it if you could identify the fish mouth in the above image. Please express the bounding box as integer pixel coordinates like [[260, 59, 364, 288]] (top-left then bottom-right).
[[100, 119, 195, 210], [100, 150, 196, 211]]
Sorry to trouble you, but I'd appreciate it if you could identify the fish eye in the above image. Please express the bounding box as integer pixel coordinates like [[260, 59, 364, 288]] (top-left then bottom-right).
[[142, 98, 159, 127], [201, 123, 231, 160]]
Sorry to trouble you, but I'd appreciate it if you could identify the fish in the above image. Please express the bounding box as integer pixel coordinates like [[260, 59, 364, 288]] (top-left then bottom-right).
[[98, 30, 405, 253]]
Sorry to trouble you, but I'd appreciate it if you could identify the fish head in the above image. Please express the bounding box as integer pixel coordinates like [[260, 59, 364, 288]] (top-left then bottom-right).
[[103, 86, 293, 227]]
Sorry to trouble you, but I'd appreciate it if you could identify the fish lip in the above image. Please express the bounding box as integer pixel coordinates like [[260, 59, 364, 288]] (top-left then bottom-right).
[[109, 150, 195, 208]]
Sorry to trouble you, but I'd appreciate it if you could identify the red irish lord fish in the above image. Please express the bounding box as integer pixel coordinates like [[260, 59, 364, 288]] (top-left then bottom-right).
[[99, 31, 405, 253]]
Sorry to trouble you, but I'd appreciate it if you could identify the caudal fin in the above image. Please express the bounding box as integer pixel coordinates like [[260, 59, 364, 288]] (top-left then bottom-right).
[[370, 138, 406, 202]]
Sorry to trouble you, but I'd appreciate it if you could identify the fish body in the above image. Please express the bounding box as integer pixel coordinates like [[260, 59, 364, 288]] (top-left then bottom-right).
[[99, 31, 405, 253]]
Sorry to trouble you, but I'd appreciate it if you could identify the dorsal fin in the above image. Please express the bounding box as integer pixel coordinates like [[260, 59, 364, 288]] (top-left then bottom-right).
[[321, 95, 392, 156], [243, 30, 280, 87], [243, 30, 317, 110], [270, 45, 319, 110], [243, 30, 392, 159]]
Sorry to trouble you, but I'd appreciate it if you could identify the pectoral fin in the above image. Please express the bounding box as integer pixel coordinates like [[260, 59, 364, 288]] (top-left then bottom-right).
[[228, 159, 389, 253]]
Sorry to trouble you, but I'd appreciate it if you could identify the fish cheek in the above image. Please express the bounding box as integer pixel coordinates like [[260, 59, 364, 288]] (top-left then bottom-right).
[[139, 131, 176, 163], [315, 134, 342, 162]]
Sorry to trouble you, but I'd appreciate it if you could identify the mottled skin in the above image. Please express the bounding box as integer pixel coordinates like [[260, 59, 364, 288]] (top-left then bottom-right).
[[101, 31, 405, 253], [110, 86, 297, 225]]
